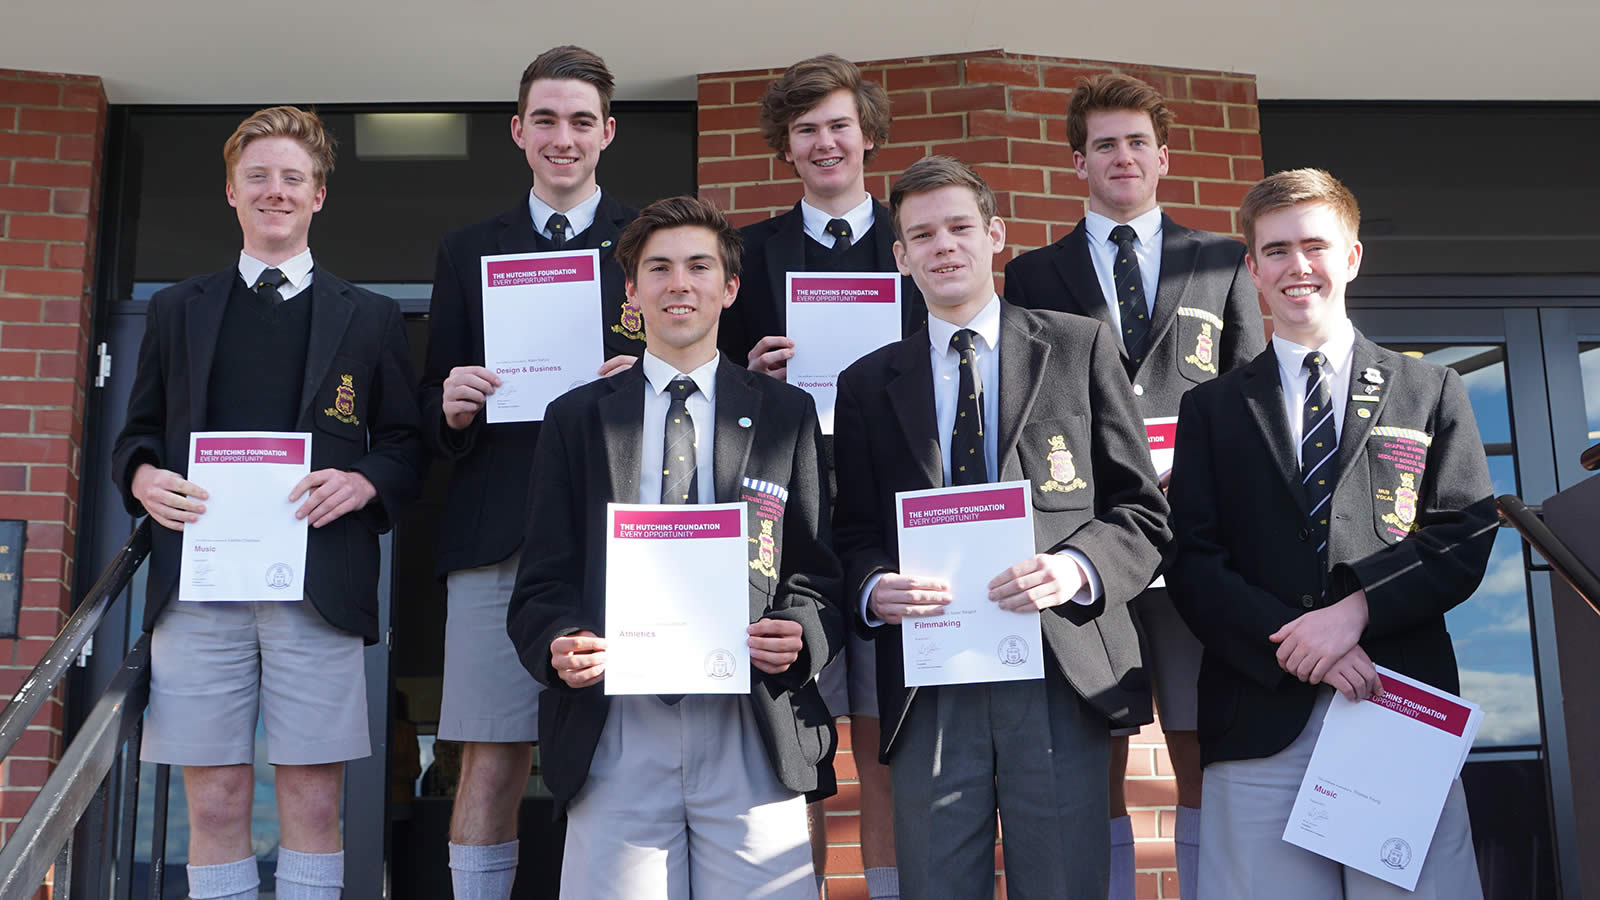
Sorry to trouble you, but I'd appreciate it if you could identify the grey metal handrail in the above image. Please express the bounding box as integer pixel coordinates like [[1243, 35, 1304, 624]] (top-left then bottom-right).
[[0, 521, 150, 763], [1497, 494, 1600, 618]]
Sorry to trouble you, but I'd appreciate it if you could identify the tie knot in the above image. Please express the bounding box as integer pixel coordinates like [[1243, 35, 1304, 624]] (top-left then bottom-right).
[[1305, 351, 1327, 373], [825, 218, 852, 241], [546, 213, 571, 236], [949, 328, 980, 355], [1109, 224, 1139, 247], [668, 375, 699, 399], [256, 268, 288, 290]]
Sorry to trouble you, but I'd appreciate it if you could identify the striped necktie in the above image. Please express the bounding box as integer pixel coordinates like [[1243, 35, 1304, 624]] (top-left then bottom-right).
[[1300, 351, 1338, 565]]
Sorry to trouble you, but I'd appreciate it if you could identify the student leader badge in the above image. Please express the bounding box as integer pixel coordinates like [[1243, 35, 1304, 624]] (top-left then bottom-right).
[[324, 374, 360, 425], [1040, 435, 1087, 493]]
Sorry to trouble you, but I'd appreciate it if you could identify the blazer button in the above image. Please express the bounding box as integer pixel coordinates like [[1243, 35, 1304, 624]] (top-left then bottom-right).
[[1300, 594, 1316, 608], [1298, 528, 1310, 541], [1133, 384, 1145, 396]]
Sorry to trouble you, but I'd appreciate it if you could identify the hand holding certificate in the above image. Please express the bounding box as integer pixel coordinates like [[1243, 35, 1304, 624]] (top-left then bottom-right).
[[480, 249, 604, 424], [603, 503, 752, 695], [178, 432, 311, 602], [785, 272, 900, 434], [1282, 666, 1483, 890], [893, 481, 1043, 687]]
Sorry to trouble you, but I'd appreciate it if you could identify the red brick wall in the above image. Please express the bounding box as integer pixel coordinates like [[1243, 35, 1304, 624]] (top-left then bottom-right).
[[0, 68, 108, 893], [698, 50, 1264, 900]]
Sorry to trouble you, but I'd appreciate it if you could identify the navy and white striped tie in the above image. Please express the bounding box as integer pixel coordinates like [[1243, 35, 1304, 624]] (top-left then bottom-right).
[[1300, 351, 1338, 565]]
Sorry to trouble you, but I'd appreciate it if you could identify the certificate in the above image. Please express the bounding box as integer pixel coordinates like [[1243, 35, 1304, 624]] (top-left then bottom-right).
[[178, 432, 311, 602], [480, 249, 604, 424], [785, 272, 901, 435], [1145, 416, 1178, 477], [603, 503, 751, 696], [895, 481, 1042, 687], [1282, 666, 1483, 890]]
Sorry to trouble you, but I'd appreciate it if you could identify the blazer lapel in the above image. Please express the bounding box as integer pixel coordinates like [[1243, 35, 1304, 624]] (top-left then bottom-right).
[[1327, 335, 1390, 488], [1241, 346, 1310, 514], [184, 270, 234, 431], [996, 304, 1049, 476], [297, 272, 356, 419], [599, 365, 646, 504], [1051, 224, 1120, 347], [590, 192, 628, 266], [713, 359, 761, 504], [884, 332, 942, 490], [1145, 216, 1197, 353], [764, 204, 807, 332], [497, 201, 538, 253]]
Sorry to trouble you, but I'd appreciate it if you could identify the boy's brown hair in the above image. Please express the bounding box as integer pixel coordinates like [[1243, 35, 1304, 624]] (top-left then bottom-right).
[[518, 45, 616, 119], [888, 156, 997, 240], [223, 106, 337, 188], [1066, 73, 1175, 154], [759, 54, 891, 163], [616, 196, 744, 283], [1239, 169, 1361, 253]]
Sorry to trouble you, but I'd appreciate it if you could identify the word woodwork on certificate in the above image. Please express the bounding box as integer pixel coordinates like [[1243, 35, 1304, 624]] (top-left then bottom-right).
[[603, 503, 751, 695], [895, 481, 1042, 687], [480, 249, 604, 424], [179, 432, 311, 602]]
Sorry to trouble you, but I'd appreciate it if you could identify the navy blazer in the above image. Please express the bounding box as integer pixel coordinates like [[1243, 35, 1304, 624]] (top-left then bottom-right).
[[1168, 333, 1496, 765], [507, 358, 845, 812], [418, 193, 638, 577], [112, 267, 426, 642]]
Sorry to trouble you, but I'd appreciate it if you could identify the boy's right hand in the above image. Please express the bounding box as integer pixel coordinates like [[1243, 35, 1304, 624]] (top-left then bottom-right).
[[442, 365, 501, 430], [132, 463, 208, 531]]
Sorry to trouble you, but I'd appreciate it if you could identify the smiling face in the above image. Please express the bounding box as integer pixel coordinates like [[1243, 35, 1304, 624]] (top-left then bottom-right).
[[511, 77, 616, 211], [629, 225, 738, 372], [1247, 201, 1363, 348], [892, 184, 1006, 326], [1075, 108, 1169, 221], [226, 135, 325, 265], [783, 88, 873, 209]]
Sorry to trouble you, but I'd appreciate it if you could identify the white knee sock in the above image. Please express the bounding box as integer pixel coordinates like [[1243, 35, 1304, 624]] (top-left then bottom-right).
[[1175, 806, 1201, 900], [274, 848, 343, 899], [865, 865, 900, 900], [449, 840, 519, 900], [1107, 815, 1135, 900], [186, 856, 259, 900]]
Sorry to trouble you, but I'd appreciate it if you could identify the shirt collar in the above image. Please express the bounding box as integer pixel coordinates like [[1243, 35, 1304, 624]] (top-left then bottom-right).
[[238, 248, 313, 290], [1084, 206, 1164, 248], [642, 350, 720, 402], [1273, 316, 1357, 382], [800, 193, 875, 246], [928, 294, 1002, 357], [529, 186, 604, 239]]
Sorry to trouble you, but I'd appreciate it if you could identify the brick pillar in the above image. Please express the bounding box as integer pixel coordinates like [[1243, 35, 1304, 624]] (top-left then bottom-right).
[[698, 50, 1264, 900], [0, 69, 108, 894]]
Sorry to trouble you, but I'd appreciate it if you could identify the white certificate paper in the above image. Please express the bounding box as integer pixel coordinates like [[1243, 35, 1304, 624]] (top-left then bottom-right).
[[604, 503, 751, 696], [1145, 416, 1178, 477], [1283, 666, 1483, 890], [178, 432, 311, 602], [895, 481, 1042, 687], [786, 272, 901, 435], [480, 249, 604, 424]]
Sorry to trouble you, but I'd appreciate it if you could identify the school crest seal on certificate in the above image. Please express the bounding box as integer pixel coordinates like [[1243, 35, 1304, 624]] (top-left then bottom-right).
[[265, 563, 294, 590], [997, 635, 1029, 667], [1380, 837, 1413, 870], [704, 649, 736, 680]]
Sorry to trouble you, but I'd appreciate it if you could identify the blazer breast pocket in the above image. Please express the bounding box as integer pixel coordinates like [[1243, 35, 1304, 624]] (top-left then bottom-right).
[[1174, 306, 1224, 384], [1367, 425, 1432, 544], [1019, 416, 1092, 511], [312, 356, 371, 442]]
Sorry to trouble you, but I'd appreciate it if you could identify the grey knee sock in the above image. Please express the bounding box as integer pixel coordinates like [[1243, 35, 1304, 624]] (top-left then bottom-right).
[[186, 856, 259, 900], [1175, 805, 1201, 900], [274, 848, 343, 899], [865, 866, 900, 900], [1107, 815, 1135, 900], [449, 840, 519, 900]]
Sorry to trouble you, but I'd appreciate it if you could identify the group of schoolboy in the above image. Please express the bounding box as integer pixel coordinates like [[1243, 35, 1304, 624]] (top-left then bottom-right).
[[115, 41, 1496, 900]]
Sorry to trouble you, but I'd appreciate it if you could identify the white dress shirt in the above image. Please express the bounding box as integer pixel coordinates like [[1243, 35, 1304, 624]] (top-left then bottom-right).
[[1083, 207, 1163, 333], [529, 186, 604, 242], [638, 351, 718, 505], [1272, 317, 1357, 466], [862, 295, 1099, 624], [238, 248, 313, 301], [800, 193, 874, 248]]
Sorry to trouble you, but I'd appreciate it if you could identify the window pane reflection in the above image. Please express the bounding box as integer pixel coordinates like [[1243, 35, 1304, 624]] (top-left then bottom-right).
[[1383, 344, 1512, 446], [1581, 342, 1599, 442], [1447, 528, 1540, 747]]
